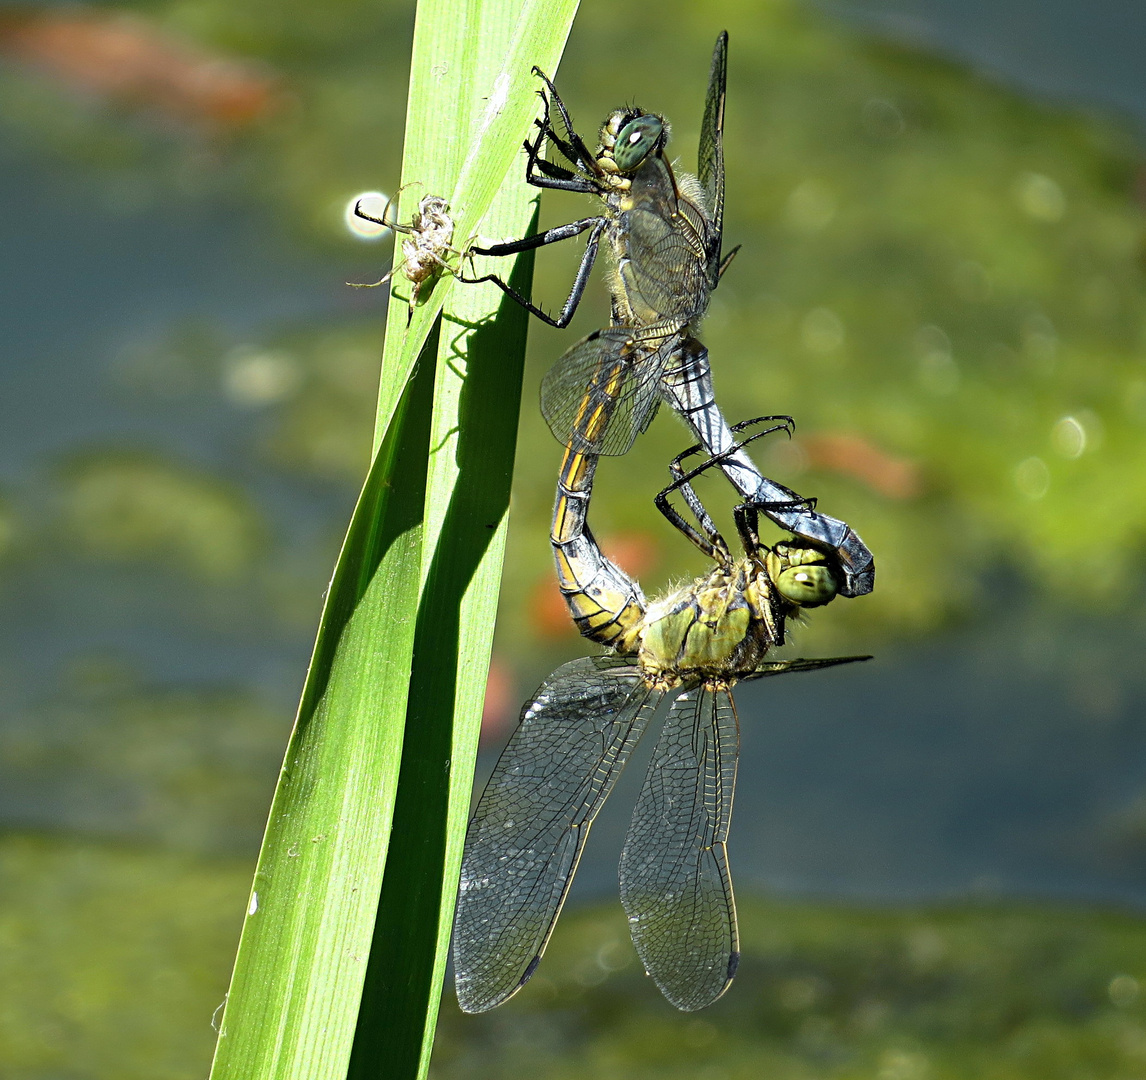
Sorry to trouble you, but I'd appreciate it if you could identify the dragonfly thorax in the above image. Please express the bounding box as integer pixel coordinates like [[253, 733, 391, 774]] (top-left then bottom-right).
[[633, 538, 843, 689], [635, 559, 778, 688]]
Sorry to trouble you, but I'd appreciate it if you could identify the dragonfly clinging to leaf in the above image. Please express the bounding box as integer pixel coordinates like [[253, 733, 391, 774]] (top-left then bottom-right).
[[462, 33, 874, 596], [452, 417, 870, 1013]]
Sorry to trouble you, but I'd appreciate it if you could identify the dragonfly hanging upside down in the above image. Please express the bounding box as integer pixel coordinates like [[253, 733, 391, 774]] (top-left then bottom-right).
[[452, 417, 870, 1014], [462, 32, 874, 597]]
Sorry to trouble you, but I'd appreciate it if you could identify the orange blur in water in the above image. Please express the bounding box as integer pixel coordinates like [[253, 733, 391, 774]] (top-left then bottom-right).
[[0, 11, 281, 128], [480, 656, 517, 745], [799, 432, 924, 500]]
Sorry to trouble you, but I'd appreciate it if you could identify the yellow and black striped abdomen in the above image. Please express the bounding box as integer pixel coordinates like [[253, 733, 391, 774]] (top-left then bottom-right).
[[551, 440, 646, 651]]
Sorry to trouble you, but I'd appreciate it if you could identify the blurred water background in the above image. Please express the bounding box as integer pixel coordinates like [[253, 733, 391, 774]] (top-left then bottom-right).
[[1, 0, 1146, 1076]]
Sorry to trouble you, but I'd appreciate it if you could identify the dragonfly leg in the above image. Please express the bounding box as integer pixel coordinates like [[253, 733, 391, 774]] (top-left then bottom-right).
[[523, 127, 600, 192], [654, 416, 797, 561], [530, 155, 578, 183], [653, 473, 729, 564], [470, 216, 601, 257], [347, 260, 400, 290], [528, 112, 584, 175], [659, 338, 875, 597], [716, 244, 741, 282], [523, 173, 602, 194], [353, 184, 418, 234], [521, 92, 601, 188], [463, 217, 606, 328], [732, 504, 761, 558], [531, 66, 600, 174], [351, 199, 432, 290]]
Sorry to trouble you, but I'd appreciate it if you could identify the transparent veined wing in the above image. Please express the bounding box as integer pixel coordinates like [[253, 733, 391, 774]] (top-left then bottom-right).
[[621, 208, 709, 322], [698, 31, 728, 287], [619, 684, 740, 1011], [453, 656, 660, 1013], [540, 328, 669, 456], [619, 154, 711, 322], [744, 655, 873, 681]]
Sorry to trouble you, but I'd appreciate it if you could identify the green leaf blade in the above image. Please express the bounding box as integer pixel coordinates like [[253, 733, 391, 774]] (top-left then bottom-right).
[[209, 2, 579, 1078], [210, 345, 439, 1080]]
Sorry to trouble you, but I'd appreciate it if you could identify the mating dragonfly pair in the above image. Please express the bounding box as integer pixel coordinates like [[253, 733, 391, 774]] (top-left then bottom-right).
[[362, 32, 873, 1012], [360, 34, 872, 598]]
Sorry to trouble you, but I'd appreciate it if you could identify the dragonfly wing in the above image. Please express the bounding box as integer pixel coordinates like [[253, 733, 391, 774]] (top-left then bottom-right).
[[745, 655, 873, 680], [541, 328, 666, 456], [619, 684, 740, 1011], [622, 203, 710, 321], [698, 31, 728, 286], [453, 656, 658, 1012]]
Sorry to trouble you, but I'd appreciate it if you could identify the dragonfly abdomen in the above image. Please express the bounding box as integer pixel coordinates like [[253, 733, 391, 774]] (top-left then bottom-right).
[[551, 444, 646, 651]]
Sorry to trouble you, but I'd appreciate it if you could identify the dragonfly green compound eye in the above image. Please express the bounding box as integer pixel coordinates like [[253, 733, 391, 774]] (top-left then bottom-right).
[[774, 564, 838, 608], [614, 116, 664, 171]]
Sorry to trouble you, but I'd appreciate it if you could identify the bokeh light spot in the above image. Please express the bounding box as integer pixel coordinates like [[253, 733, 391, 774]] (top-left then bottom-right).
[[914, 325, 959, 395], [1020, 312, 1058, 372], [1013, 171, 1066, 222], [345, 191, 392, 239], [862, 97, 906, 138], [878, 1049, 930, 1080], [1051, 415, 1085, 459], [953, 260, 992, 302], [801, 307, 845, 353], [223, 348, 301, 407], [1109, 974, 1140, 1008], [1123, 379, 1146, 423], [1014, 456, 1050, 500], [785, 179, 837, 232]]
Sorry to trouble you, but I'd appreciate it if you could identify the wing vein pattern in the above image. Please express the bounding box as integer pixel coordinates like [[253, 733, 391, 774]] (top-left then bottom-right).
[[619, 685, 740, 1011], [453, 656, 659, 1012]]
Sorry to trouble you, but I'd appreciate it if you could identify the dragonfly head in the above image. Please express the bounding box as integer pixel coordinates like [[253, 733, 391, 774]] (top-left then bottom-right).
[[764, 541, 840, 609], [598, 109, 669, 176]]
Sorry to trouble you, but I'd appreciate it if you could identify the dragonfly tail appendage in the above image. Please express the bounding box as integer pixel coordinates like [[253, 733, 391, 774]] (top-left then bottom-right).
[[659, 337, 875, 598]]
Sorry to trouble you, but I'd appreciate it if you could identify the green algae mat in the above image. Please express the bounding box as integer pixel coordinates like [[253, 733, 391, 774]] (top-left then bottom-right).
[[3, 833, 1144, 1080]]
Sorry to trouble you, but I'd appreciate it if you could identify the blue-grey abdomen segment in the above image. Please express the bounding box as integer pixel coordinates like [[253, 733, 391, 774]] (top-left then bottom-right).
[[657, 337, 875, 598]]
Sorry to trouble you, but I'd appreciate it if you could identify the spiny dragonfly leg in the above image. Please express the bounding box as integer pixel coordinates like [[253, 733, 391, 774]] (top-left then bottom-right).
[[521, 105, 600, 192], [528, 155, 590, 186], [654, 415, 795, 562], [520, 89, 598, 187], [462, 217, 606, 328], [470, 216, 602, 257], [527, 110, 586, 178], [530, 66, 600, 174], [522, 156, 601, 194], [658, 339, 874, 597]]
